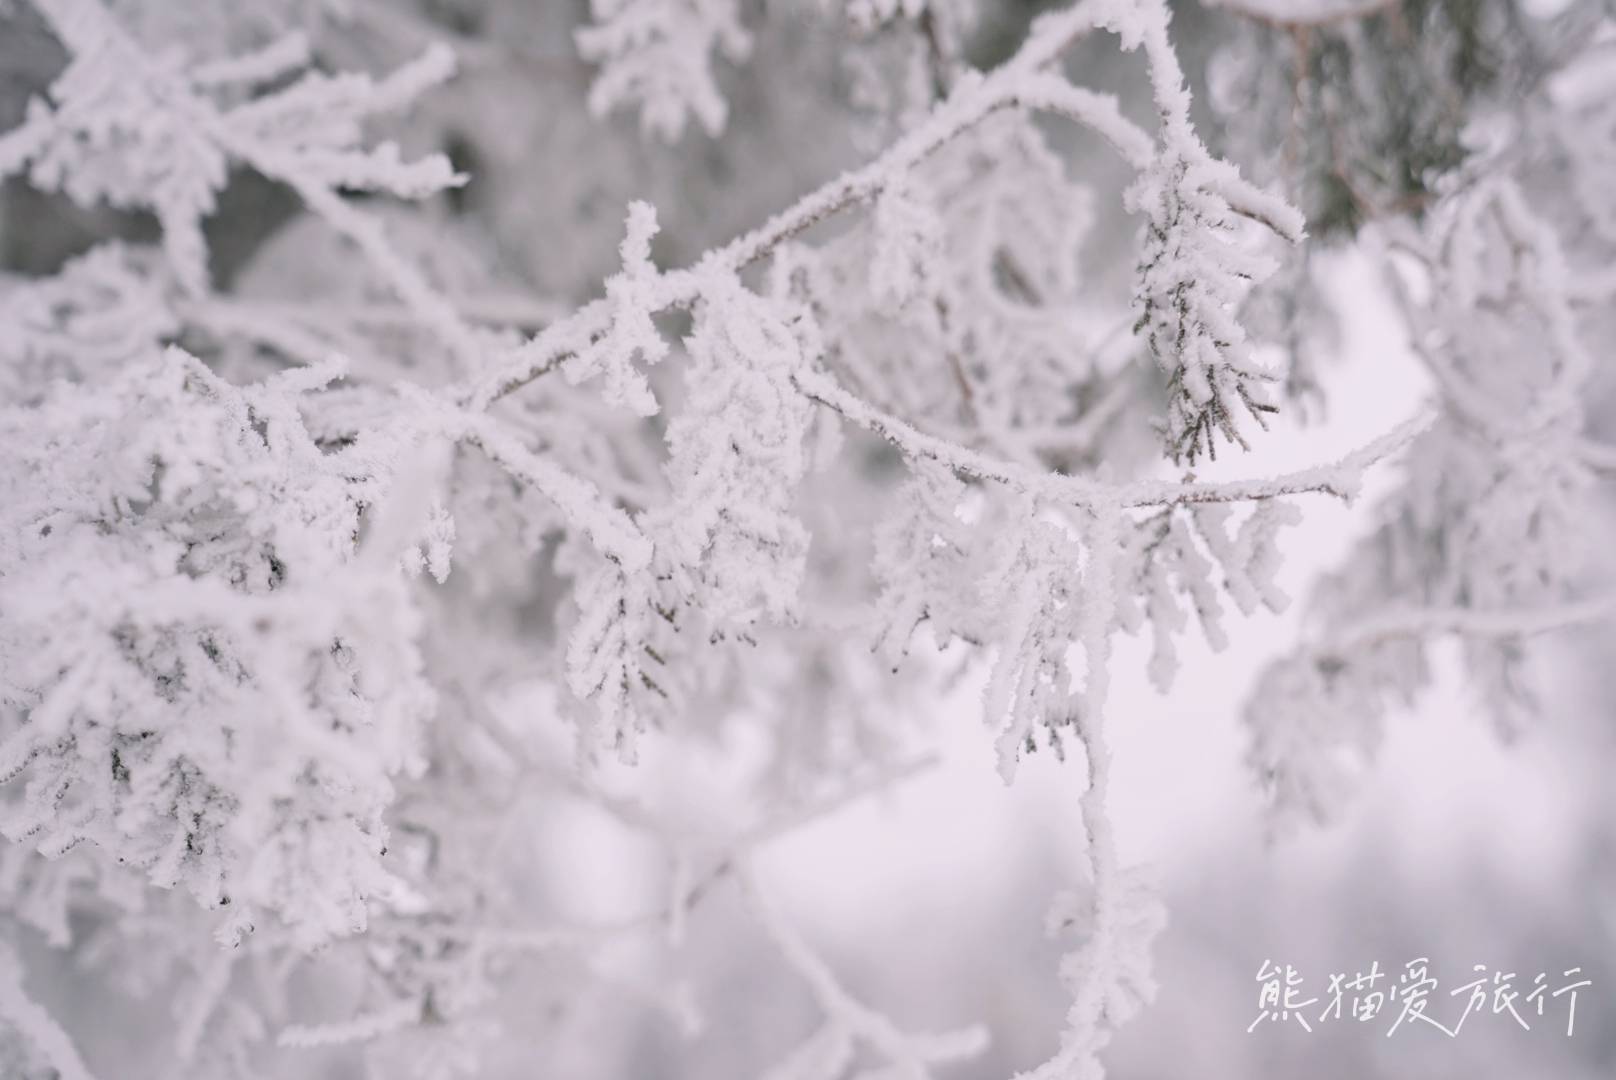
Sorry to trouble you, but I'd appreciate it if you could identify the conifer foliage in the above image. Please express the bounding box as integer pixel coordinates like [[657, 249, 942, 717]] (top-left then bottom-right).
[[0, 0, 1610, 1077]]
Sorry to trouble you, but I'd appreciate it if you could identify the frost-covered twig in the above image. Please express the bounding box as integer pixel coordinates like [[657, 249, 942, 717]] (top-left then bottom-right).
[[740, 858, 988, 1079], [459, 413, 653, 571], [796, 364, 1428, 510], [278, 1000, 422, 1051], [0, 945, 98, 1080], [1012, 505, 1165, 1080], [1321, 594, 1616, 655]]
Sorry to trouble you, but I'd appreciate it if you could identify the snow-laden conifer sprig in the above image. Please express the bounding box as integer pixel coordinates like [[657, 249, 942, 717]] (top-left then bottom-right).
[[649, 274, 816, 628], [458, 0, 1345, 771], [1116, 498, 1301, 692], [837, 420, 1397, 1078], [576, 0, 752, 142], [578, 0, 982, 142], [1245, 177, 1614, 828], [0, 349, 437, 949], [815, 347, 1405, 1078], [857, 428, 1374, 779], [978, 502, 1086, 781], [0, 0, 471, 360], [497, 6, 1333, 1060], [783, 108, 1114, 468], [844, 387, 1407, 787], [471, 0, 1292, 413], [1131, 154, 1287, 464], [559, 268, 820, 757], [1119, 0, 1306, 465], [563, 560, 669, 765], [0, 1, 1552, 1077], [869, 463, 979, 670]]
